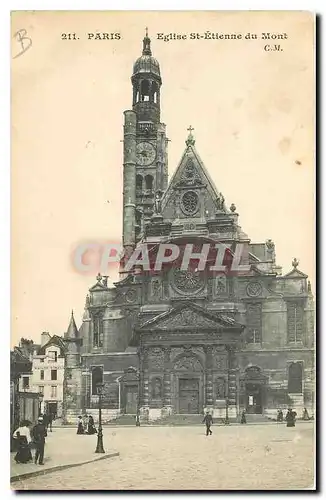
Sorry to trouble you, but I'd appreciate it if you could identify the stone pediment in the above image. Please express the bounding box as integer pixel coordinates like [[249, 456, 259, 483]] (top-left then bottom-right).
[[138, 303, 243, 332], [282, 268, 308, 279]]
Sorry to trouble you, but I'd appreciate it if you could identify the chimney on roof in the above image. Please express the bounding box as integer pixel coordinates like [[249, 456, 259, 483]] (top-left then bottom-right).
[[41, 331, 51, 347]]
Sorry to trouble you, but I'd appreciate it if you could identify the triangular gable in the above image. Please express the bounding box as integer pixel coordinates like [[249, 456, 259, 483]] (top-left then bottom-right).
[[161, 144, 228, 216], [89, 282, 107, 292], [282, 268, 308, 279], [138, 302, 243, 331]]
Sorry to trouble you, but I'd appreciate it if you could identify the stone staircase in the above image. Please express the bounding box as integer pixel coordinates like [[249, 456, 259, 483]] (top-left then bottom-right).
[[244, 413, 272, 424], [106, 414, 138, 426], [151, 414, 204, 426]]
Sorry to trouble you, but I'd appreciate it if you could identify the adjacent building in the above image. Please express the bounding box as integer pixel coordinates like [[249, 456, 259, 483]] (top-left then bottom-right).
[[18, 333, 66, 418], [63, 32, 315, 424]]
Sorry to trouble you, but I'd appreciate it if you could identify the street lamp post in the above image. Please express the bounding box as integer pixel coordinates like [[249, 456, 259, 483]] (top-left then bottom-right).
[[39, 393, 44, 417], [95, 383, 105, 454], [136, 369, 140, 427]]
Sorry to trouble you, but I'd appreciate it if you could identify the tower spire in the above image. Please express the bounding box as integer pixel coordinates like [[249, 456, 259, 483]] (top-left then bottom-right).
[[142, 27, 152, 56]]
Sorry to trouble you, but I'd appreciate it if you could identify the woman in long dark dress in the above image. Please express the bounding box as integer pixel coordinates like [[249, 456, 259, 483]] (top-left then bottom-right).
[[77, 416, 84, 434], [13, 421, 33, 464], [87, 415, 97, 435]]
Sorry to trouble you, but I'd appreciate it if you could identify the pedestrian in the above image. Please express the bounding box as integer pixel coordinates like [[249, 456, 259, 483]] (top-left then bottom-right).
[[277, 409, 284, 422], [43, 413, 49, 430], [77, 415, 84, 434], [202, 411, 213, 436], [13, 420, 33, 464], [303, 407, 310, 420], [86, 415, 97, 435], [241, 409, 247, 424], [32, 416, 48, 465], [285, 408, 297, 428], [48, 413, 53, 432]]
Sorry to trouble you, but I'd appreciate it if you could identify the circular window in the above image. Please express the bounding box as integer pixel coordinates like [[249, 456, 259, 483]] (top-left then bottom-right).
[[173, 268, 204, 294], [181, 191, 199, 215]]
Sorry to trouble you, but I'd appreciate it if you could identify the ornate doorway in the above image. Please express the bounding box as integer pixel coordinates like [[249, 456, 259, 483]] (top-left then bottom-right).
[[241, 366, 267, 415], [245, 383, 263, 414], [125, 385, 138, 414], [179, 379, 199, 414], [172, 354, 204, 414]]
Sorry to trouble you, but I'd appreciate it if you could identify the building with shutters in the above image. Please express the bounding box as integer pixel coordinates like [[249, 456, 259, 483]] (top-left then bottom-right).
[[62, 31, 315, 424]]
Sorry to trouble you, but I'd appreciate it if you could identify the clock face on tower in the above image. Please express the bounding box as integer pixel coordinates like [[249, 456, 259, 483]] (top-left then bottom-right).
[[136, 142, 156, 166]]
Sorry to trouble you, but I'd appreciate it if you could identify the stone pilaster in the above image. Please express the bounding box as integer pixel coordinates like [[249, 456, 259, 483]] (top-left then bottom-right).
[[205, 346, 214, 408], [163, 347, 172, 407], [227, 346, 238, 417]]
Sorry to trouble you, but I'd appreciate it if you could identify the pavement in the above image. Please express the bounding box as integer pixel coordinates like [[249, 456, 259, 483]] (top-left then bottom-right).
[[11, 428, 119, 484], [12, 421, 315, 491]]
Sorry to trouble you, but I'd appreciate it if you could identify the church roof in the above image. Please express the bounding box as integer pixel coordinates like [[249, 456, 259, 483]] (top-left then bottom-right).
[[64, 311, 79, 339]]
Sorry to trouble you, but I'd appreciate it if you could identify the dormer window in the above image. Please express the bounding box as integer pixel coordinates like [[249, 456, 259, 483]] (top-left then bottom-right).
[[48, 351, 57, 362]]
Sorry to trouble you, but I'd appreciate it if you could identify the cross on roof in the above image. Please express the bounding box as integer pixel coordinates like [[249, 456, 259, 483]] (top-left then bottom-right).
[[145, 27, 148, 37], [187, 125, 194, 133]]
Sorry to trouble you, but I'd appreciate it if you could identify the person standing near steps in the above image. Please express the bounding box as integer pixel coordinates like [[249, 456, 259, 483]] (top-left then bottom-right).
[[32, 416, 48, 465], [202, 411, 213, 436]]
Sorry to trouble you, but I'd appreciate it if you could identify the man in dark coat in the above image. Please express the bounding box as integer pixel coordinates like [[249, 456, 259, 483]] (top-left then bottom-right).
[[285, 408, 297, 427], [202, 411, 213, 436], [32, 416, 48, 465]]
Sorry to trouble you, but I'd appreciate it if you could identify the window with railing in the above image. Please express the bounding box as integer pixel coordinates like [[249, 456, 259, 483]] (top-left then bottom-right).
[[40, 370, 44, 380], [39, 385, 44, 395]]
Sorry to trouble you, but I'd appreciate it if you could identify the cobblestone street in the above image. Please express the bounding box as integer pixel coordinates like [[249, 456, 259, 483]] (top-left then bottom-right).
[[13, 422, 314, 491]]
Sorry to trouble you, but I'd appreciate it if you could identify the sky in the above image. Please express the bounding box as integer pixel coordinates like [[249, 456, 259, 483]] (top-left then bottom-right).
[[11, 11, 315, 346]]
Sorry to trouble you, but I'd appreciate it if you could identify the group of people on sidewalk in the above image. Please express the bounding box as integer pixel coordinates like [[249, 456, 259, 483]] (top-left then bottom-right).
[[12, 414, 48, 465], [77, 414, 97, 435]]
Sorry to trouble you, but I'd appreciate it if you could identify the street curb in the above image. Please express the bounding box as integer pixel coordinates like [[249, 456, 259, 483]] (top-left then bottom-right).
[[10, 452, 120, 484]]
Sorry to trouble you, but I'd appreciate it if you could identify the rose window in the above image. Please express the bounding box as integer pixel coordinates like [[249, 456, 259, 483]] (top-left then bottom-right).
[[173, 269, 203, 293], [181, 191, 199, 215]]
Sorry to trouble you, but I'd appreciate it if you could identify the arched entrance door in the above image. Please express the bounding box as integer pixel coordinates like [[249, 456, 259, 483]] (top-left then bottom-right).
[[243, 366, 267, 414]]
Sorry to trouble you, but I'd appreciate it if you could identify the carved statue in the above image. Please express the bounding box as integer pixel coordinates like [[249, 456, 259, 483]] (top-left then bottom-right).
[[266, 239, 275, 252], [216, 193, 225, 211], [102, 276, 108, 287], [292, 257, 299, 268], [230, 203, 236, 213], [216, 378, 225, 399], [154, 190, 163, 214]]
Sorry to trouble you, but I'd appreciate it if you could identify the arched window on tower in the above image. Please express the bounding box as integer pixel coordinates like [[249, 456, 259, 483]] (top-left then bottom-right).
[[152, 82, 158, 104], [136, 91, 140, 103], [140, 80, 150, 102], [136, 174, 143, 193], [145, 174, 153, 191], [288, 362, 303, 394]]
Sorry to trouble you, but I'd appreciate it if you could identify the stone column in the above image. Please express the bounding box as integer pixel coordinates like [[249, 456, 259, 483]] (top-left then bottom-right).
[[205, 346, 214, 411], [140, 348, 149, 422], [227, 346, 238, 419], [162, 347, 172, 416]]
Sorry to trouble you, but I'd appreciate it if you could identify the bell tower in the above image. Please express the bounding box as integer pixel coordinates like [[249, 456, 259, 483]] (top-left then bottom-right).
[[122, 29, 169, 253]]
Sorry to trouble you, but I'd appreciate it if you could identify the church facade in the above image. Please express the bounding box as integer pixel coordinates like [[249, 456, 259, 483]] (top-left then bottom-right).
[[62, 33, 315, 424]]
